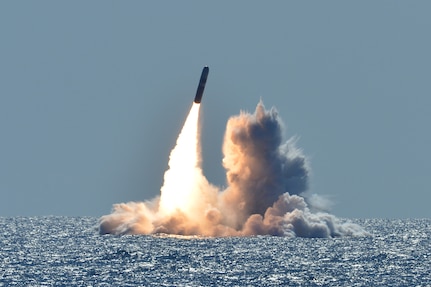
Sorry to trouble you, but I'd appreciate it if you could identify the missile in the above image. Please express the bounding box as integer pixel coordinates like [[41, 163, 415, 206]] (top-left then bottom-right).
[[194, 66, 209, 103]]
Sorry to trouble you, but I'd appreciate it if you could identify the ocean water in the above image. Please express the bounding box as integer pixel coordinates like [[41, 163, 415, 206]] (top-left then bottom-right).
[[0, 217, 429, 286]]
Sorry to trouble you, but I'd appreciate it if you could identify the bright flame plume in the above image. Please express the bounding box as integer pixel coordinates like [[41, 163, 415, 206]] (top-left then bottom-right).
[[159, 103, 201, 216]]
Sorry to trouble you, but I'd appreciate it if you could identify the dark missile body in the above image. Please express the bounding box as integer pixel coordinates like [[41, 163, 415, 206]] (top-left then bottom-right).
[[194, 66, 209, 103]]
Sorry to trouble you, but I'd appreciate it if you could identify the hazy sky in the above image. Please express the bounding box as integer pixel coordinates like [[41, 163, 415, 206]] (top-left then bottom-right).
[[1, 1, 430, 218]]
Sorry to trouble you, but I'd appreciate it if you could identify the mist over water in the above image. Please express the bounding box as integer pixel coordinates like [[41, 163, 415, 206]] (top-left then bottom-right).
[[100, 101, 365, 237]]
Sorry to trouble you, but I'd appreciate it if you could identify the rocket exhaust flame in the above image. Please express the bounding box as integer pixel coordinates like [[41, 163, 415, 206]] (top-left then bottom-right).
[[158, 103, 201, 216]]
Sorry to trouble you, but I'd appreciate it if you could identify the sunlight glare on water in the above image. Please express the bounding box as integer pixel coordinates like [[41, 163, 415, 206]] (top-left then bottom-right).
[[0, 217, 430, 286]]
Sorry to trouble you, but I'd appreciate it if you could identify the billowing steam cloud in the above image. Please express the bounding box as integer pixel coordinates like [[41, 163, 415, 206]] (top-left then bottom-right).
[[99, 101, 365, 237]]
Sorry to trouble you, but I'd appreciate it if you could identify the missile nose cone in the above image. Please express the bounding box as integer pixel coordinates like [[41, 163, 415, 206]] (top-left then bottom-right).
[[194, 66, 209, 103]]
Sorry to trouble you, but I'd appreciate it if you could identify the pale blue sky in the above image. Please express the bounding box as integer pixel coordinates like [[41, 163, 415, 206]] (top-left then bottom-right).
[[1, 1, 430, 217]]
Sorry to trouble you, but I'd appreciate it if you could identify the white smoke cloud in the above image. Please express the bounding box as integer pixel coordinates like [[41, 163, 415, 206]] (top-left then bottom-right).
[[99, 101, 366, 237]]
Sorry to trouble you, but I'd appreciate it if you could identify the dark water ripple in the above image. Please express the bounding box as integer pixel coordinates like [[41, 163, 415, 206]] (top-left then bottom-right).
[[0, 217, 429, 286]]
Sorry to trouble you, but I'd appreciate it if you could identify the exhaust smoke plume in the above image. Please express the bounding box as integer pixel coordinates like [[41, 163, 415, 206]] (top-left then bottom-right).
[[100, 101, 365, 237]]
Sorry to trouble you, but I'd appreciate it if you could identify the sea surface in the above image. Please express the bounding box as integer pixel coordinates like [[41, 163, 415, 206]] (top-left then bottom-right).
[[0, 217, 429, 286]]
